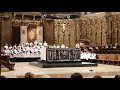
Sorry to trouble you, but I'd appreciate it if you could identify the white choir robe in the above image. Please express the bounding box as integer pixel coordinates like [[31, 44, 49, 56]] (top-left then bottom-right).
[[83, 52, 90, 60], [87, 52, 91, 60], [27, 51, 31, 57], [40, 47, 47, 60], [13, 50, 18, 57], [37, 46, 41, 55], [4, 45, 8, 49], [30, 47, 34, 51], [61, 44, 65, 48], [113, 46, 117, 49], [91, 53, 96, 59], [30, 48, 35, 56], [75, 43, 80, 48], [25, 42, 29, 45], [30, 42, 33, 46], [43, 43, 48, 47], [18, 49, 22, 53], [81, 53, 84, 59], [41, 45, 45, 48], [9, 50, 13, 58], [57, 45, 60, 48], [53, 45, 56, 48], [39, 42, 42, 46], [17, 49, 21, 57], [34, 48, 39, 57], [81, 52, 85, 59], [4, 49, 10, 55], [9, 46, 12, 49], [34, 41, 38, 47], [23, 48, 26, 52], [10, 50, 14, 55]]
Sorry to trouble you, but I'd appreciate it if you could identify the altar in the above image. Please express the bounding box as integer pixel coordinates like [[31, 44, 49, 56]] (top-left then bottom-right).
[[30, 47, 98, 68]]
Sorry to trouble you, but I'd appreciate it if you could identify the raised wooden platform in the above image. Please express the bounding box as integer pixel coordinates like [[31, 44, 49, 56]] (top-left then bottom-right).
[[10, 57, 40, 62], [29, 61, 98, 68]]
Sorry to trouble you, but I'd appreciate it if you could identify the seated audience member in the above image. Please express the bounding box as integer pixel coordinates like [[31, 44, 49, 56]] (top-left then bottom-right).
[[24, 72, 34, 78], [0, 76, 6, 78], [41, 75, 51, 78], [71, 72, 83, 78], [114, 75, 120, 78], [93, 75, 102, 78]]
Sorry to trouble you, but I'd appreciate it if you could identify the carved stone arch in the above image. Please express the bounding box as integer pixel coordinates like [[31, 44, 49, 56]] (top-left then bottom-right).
[[97, 17, 101, 24], [82, 19, 86, 26], [94, 17, 98, 24], [86, 18, 91, 25], [111, 15, 116, 21], [117, 16, 120, 24], [89, 19, 94, 25], [116, 15, 120, 24]]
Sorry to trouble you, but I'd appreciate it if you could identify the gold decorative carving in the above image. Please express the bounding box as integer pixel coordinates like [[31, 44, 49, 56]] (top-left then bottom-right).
[[54, 19, 78, 47]]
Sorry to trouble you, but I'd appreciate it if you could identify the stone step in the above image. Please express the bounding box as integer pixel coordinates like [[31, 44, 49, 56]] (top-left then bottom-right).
[[1, 68, 9, 72]]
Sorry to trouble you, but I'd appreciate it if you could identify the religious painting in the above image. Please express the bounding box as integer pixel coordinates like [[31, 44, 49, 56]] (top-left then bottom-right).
[[27, 23, 37, 43], [20, 25, 43, 45]]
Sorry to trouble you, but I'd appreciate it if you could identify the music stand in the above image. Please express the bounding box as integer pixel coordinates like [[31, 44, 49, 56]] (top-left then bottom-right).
[[89, 59, 94, 71]]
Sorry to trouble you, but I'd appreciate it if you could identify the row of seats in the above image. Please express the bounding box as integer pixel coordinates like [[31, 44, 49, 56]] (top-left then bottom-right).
[[96, 54, 120, 65], [95, 50, 120, 54]]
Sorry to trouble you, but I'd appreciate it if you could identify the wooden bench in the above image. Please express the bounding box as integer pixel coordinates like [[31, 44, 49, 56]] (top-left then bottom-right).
[[96, 54, 108, 64], [96, 54, 120, 65], [117, 54, 120, 65], [107, 54, 118, 65]]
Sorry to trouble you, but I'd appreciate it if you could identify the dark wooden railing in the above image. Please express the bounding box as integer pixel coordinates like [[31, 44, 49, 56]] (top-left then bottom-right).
[[1, 55, 15, 70]]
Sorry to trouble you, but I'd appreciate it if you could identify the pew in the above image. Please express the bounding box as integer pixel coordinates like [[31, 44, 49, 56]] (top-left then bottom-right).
[[1, 55, 15, 70], [117, 54, 120, 65], [97, 54, 120, 65], [107, 54, 118, 65], [96, 54, 108, 64]]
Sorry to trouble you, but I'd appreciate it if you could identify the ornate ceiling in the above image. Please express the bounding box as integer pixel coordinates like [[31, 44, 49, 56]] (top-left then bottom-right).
[[13, 12, 81, 19]]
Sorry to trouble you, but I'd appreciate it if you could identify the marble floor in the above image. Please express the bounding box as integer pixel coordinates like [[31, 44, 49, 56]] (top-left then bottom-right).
[[1, 62, 120, 78]]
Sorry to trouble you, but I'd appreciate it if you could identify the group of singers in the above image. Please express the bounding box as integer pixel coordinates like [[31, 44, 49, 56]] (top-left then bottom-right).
[[2, 41, 48, 58], [2, 41, 97, 60]]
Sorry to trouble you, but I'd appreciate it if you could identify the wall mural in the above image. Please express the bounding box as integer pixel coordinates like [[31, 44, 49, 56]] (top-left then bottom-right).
[[20, 23, 43, 45]]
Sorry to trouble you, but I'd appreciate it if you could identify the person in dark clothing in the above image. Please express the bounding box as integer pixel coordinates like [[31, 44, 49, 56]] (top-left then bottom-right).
[[0, 76, 6, 78], [93, 75, 102, 78], [24, 72, 34, 78], [71, 72, 83, 78], [114, 75, 120, 78]]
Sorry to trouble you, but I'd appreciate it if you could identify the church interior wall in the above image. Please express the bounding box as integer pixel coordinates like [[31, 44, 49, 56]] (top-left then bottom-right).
[[1, 12, 120, 47]]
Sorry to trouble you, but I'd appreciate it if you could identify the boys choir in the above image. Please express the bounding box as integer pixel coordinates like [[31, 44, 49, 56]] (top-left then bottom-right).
[[2, 41, 98, 60]]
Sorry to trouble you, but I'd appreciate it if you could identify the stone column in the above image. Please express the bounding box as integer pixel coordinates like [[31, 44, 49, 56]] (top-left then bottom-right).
[[80, 12, 85, 18], [105, 12, 112, 46]]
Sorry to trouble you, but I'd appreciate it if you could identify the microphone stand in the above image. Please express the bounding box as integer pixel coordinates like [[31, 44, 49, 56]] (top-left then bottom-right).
[[89, 59, 94, 71], [89, 54, 94, 71]]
